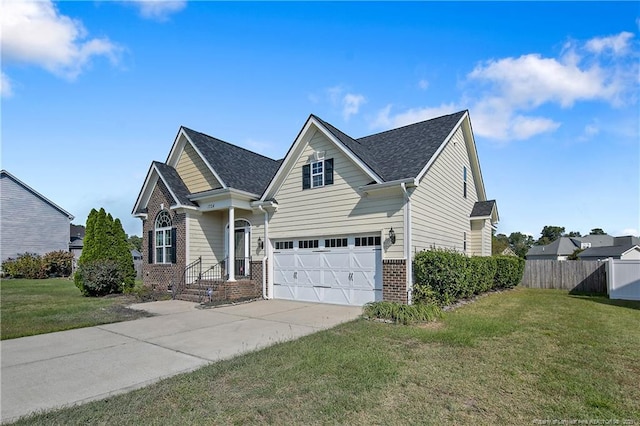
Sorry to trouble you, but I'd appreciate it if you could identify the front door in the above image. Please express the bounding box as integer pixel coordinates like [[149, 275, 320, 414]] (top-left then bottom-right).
[[235, 228, 248, 277]]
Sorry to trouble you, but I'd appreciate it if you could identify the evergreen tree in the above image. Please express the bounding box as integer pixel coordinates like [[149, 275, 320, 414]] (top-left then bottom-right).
[[75, 207, 135, 294], [113, 218, 136, 289]]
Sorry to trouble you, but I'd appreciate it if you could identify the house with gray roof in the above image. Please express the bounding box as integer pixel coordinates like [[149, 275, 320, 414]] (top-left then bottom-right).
[[577, 236, 640, 261], [1, 170, 74, 262], [133, 110, 498, 305], [527, 234, 638, 261]]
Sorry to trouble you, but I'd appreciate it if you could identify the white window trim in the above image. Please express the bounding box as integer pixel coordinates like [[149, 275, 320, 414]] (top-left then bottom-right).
[[311, 160, 324, 188], [155, 211, 172, 264]]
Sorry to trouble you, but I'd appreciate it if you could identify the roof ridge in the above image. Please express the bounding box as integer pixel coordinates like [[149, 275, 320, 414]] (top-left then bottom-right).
[[181, 126, 279, 163], [357, 109, 467, 141]]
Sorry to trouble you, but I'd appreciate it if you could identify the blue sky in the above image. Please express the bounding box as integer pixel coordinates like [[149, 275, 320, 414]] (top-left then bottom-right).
[[2, 1, 639, 239]]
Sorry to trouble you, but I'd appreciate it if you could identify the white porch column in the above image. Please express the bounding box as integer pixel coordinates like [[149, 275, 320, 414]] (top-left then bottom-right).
[[228, 207, 235, 281]]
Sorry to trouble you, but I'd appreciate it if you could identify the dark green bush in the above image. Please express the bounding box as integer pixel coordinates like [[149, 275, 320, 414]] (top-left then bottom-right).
[[1, 253, 46, 279], [493, 256, 525, 289], [413, 249, 468, 306], [413, 249, 523, 307], [42, 250, 75, 277], [363, 301, 442, 325], [467, 256, 498, 295], [75, 260, 124, 297]]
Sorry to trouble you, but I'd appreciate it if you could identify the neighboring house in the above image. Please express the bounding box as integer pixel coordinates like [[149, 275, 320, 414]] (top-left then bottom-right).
[[69, 224, 86, 260], [527, 235, 638, 261], [132, 110, 498, 306], [577, 236, 640, 261], [1, 170, 74, 262]]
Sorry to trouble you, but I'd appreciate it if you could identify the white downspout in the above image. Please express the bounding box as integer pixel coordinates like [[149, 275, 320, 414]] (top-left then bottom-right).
[[257, 205, 269, 299], [401, 182, 413, 304]]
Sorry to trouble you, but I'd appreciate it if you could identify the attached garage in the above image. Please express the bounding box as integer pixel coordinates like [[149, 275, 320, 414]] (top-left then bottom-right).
[[273, 236, 382, 306]]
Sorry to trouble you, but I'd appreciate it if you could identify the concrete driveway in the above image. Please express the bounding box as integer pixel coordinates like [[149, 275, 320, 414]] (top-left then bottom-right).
[[0, 299, 362, 423]]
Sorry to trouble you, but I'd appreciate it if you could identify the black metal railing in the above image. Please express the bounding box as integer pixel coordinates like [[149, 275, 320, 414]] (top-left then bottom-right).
[[231, 257, 252, 278], [172, 257, 202, 299]]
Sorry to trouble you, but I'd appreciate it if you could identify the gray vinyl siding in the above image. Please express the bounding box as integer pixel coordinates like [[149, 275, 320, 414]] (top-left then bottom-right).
[[1, 175, 71, 261], [268, 130, 405, 258], [177, 142, 222, 194], [411, 127, 478, 254]]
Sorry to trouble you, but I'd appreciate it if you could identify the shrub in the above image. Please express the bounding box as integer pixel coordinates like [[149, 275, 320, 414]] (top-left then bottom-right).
[[75, 259, 124, 297], [413, 249, 469, 306], [363, 301, 442, 325], [1, 253, 46, 279], [494, 256, 525, 289], [467, 256, 498, 295], [42, 250, 75, 277]]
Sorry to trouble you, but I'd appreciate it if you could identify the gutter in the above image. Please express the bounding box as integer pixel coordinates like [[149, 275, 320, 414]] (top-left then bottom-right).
[[401, 182, 413, 305]]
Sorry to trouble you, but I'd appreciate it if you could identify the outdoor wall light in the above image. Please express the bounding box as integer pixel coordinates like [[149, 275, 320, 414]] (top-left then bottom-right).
[[389, 228, 396, 244], [258, 237, 264, 250]]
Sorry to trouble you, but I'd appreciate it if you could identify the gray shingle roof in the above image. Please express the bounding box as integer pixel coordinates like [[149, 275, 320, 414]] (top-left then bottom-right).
[[153, 161, 197, 208], [312, 111, 467, 181], [578, 244, 639, 259], [527, 237, 580, 257], [182, 127, 281, 195], [356, 111, 467, 181], [470, 200, 496, 217]]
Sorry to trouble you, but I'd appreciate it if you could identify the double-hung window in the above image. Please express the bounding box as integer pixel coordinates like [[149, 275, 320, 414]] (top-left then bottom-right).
[[302, 158, 334, 189]]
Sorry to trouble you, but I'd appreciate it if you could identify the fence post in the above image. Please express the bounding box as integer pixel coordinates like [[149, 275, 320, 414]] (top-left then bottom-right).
[[606, 257, 613, 296]]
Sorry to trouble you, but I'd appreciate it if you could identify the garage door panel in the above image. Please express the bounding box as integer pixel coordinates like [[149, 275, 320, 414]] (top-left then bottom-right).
[[273, 237, 383, 306]]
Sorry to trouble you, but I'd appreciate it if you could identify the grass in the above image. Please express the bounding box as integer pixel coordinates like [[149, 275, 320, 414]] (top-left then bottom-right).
[[0, 278, 155, 340], [8, 287, 640, 425]]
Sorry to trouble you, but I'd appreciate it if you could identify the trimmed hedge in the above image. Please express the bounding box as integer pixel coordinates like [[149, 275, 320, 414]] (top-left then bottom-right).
[[413, 250, 524, 306]]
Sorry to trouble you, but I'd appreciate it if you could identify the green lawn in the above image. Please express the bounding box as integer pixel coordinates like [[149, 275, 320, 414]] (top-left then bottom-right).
[[10, 287, 640, 425], [0, 278, 153, 340]]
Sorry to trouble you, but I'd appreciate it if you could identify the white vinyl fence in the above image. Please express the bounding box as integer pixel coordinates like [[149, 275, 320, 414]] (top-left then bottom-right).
[[606, 259, 640, 301]]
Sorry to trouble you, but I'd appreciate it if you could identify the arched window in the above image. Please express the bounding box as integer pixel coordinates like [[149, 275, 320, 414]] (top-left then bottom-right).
[[154, 211, 173, 264]]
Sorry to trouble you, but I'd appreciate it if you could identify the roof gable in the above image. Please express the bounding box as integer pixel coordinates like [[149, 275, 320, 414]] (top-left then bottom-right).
[[132, 162, 197, 216], [578, 244, 640, 258], [261, 115, 384, 200], [180, 127, 280, 196], [470, 200, 499, 223], [1, 170, 74, 220]]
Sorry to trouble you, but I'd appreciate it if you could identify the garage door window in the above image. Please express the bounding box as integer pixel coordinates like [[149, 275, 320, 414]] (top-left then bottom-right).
[[275, 241, 293, 250], [325, 238, 348, 248], [299, 240, 319, 249], [355, 236, 381, 247]]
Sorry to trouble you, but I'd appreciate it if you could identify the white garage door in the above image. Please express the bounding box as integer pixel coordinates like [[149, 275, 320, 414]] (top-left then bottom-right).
[[273, 236, 382, 306]]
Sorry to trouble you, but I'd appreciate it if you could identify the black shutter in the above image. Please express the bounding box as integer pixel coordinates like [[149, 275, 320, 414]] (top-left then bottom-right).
[[302, 164, 311, 189], [171, 227, 177, 264], [147, 230, 153, 264], [324, 158, 334, 185]]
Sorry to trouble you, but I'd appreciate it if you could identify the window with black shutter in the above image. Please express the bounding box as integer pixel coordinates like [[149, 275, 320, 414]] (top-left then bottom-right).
[[302, 158, 334, 189]]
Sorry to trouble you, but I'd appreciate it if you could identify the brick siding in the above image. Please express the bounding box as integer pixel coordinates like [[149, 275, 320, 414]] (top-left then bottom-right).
[[382, 259, 407, 304], [141, 180, 186, 291]]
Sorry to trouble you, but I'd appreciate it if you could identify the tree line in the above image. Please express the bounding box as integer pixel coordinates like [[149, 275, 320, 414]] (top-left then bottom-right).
[[492, 226, 607, 258]]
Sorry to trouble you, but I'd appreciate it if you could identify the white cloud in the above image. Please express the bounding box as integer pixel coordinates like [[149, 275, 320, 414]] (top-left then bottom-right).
[[585, 31, 634, 56], [578, 122, 600, 141], [371, 103, 459, 129], [371, 31, 638, 142], [1, 0, 120, 80], [325, 86, 366, 120], [1, 72, 13, 98], [418, 79, 429, 90], [468, 53, 617, 108], [128, 0, 187, 21], [342, 93, 366, 120]]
